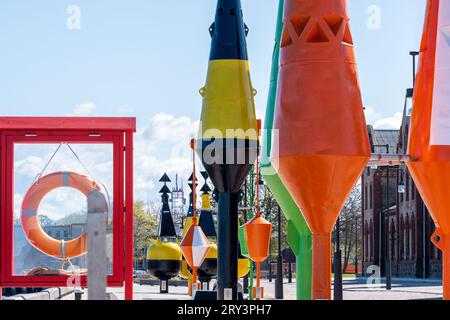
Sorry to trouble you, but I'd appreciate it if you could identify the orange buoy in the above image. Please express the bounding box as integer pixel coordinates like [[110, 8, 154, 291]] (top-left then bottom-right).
[[180, 224, 210, 290], [244, 216, 272, 299], [244, 143, 272, 300], [407, 0, 450, 300], [180, 139, 210, 293], [271, 0, 370, 299], [21, 171, 100, 259]]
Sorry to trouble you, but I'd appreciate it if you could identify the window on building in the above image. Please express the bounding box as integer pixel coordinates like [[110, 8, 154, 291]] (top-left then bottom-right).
[[399, 170, 404, 203], [370, 220, 375, 261], [365, 184, 368, 210], [406, 172, 410, 201], [400, 216, 405, 260], [369, 185, 373, 209], [390, 221, 396, 261], [405, 214, 410, 260], [411, 216, 416, 259], [365, 222, 369, 261]]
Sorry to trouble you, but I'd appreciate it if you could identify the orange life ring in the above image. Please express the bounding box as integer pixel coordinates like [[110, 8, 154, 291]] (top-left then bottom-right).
[[21, 171, 101, 259]]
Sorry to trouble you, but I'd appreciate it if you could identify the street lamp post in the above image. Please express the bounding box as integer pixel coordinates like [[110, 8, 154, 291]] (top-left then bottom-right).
[[275, 204, 284, 299], [334, 216, 343, 300], [243, 178, 249, 294], [409, 51, 419, 86], [265, 188, 273, 283], [386, 161, 392, 290], [409, 51, 427, 280], [355, 214, 359, 275], [373, 144, 392, 290]]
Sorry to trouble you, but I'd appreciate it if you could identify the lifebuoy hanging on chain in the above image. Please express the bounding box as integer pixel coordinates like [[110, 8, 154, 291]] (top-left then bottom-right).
[[21, 171, 102, 259]]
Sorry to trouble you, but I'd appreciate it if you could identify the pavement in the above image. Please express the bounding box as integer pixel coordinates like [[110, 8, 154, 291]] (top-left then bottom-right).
[[62, 277, 444, 300]]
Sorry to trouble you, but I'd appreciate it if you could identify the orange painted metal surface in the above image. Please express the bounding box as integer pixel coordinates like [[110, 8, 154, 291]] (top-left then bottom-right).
[[407, 0, 450, 300], [244, 216, 272, 300], [271, 0, 370, 299], [245, 216, 272, 263]]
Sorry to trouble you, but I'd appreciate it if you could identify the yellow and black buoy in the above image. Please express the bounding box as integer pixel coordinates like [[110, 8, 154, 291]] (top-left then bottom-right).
[[195, 0, 258, 300], [146, 174, 182, 293], [147, 240, 182, 285]]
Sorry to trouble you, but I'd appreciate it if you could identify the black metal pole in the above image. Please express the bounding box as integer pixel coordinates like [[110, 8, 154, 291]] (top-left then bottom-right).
[[243, 178, 249, 294], [267, 197, 273, 283], [386, 164, 392, 290], [333, 216, 343, 300], [217, 192, 239, 300], [355, 214, 359, 275], [275, 205, 283, 299], [385, 145, 392, 290], [288, 262, 292, 283]]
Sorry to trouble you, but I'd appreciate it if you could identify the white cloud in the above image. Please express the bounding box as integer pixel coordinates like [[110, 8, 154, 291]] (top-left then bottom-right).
[[143, 113, 199, 143], [71, 102, 96, 115], [15, 156, 45, 177], [38, 188, 87, 220], [373, 113, 403, 130], [364, 106, 382, 124], [134, 113, 199, 202], [364, 106, 402, 130]]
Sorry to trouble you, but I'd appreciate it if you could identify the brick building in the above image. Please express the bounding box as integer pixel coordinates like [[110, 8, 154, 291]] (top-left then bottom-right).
[[361, 89, 442, 278]]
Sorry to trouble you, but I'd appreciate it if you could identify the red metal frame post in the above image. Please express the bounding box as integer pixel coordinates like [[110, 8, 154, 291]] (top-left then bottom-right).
[[124, 131, 134, 300]]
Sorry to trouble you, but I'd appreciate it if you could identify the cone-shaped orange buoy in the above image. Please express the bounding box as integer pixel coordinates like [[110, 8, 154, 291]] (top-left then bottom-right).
[[244, 132, 272, 300], [407, 0, 450, 300], [244, 215, 272, 300], [271, 0, 370, 300], [245, 216, 272, 262]]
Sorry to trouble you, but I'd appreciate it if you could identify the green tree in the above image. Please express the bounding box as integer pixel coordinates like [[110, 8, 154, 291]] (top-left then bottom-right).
[[134, 200, 158, 261], [55, 212, 86, 225], [332, 186, 362, 273], [39, 214, 56, 227]]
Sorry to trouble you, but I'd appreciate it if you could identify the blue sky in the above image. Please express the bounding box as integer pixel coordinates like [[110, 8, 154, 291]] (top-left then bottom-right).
[[0, 0, 427, 206]]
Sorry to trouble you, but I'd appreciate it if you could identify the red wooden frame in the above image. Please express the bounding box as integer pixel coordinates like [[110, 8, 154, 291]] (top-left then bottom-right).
[[0, 117, 136, 300]]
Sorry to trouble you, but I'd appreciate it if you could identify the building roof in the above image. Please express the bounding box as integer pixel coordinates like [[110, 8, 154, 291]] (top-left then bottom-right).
[[367, 126, 399, 154]]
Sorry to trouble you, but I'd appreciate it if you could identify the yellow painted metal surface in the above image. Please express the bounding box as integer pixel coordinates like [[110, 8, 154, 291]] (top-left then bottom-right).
[[146, 240, 182, 261], [198, 60, 258, 140]]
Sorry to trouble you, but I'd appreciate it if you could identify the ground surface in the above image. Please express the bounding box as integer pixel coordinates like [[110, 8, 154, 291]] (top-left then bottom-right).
[[62, 277, 444, 300]]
